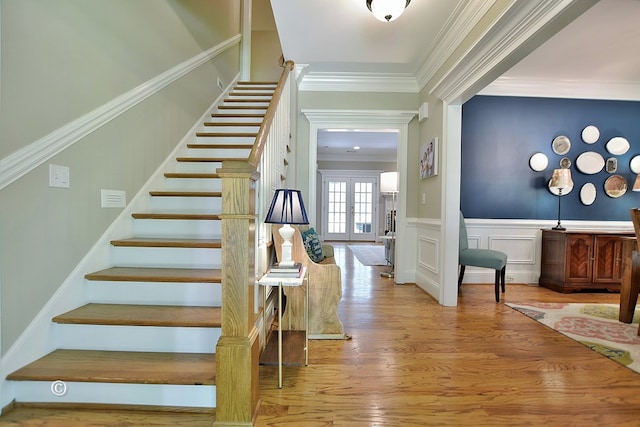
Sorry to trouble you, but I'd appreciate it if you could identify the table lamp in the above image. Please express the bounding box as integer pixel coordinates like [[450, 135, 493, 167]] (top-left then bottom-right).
[[265, 189, 309, 267], [549, 168, 573, 231]]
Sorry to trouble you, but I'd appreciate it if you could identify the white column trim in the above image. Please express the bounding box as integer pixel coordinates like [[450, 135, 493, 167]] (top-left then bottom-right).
[[301, 109, 416, 283]]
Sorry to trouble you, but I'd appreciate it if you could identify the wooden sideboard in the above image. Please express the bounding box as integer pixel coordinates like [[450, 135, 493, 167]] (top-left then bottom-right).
[[539, 229, 635, 293]]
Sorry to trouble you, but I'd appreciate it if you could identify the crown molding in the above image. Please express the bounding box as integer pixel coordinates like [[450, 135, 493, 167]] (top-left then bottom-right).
[[298, 72, 419, 93], [0, 34, 241, 190], [430, 0, 596, 103], [479, 77, 640, 101], [301, 109, 417, 125], [415, 0, 497, 92]]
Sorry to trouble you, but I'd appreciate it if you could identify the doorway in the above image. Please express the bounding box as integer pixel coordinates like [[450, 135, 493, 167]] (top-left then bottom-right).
[[322, 174, 378, 241]]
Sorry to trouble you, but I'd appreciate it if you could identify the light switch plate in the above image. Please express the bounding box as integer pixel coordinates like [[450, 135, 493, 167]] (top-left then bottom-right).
[[49, 164, 70, 188]]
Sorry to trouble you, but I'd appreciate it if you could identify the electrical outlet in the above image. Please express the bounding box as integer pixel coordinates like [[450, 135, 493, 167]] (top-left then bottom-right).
[[507, 275, 515, 282]]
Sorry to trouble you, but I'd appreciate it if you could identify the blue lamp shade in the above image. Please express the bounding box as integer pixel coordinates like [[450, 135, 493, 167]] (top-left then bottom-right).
[[265, 189, 309, 225]]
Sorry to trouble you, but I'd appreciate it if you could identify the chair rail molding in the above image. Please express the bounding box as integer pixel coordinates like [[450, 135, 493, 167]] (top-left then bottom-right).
[[0, 34, 242, 190]]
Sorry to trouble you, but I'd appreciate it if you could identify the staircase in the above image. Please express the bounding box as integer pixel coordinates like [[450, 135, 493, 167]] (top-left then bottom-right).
[[6, 82, 277, 414]]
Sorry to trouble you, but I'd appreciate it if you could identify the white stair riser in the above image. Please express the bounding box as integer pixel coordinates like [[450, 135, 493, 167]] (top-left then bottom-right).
[[111, 246, 221, 269], [11, 382, 215, 408], [211, 116, 265, 123], [171, 161, 220, 173], [150, 196, 222, 213], [87, 281, 222, 306], [132, 219, 221, 239], [198, 125, 261, 133], [215, 108, 268, 115], [233, 87, 275, 92], [54, 324, 220, 353], [194, 135, 255, 144], [227, 94, 272, 99], [163, 177, 222, 191], [185, 147, 252, 158], [221, 101, 269, 108]]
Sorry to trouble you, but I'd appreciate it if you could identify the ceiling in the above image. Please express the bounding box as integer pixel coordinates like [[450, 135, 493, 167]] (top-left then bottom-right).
[[269, 0, 640, 162]]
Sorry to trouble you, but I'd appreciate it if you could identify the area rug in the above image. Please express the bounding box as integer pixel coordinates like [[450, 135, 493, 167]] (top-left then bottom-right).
[[507, 302, 640, 374], [348, 244, 387, 266]]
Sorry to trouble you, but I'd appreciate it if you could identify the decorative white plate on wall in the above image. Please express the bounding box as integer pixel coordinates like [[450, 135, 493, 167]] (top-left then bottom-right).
[[576, 151, 605, 174], [548, 179, 573, 196], [604, 175, 627, 198], [582, 125, 600, 144], [580, 183, 597, 205], [630, 155, 640, 174], [606, 136, 630, 155], [552, 135, 571, 155], [529, 152, 548, 171]]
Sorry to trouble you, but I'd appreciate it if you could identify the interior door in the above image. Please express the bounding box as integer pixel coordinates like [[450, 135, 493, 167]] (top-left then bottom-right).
[[323, 176, 377, 241]]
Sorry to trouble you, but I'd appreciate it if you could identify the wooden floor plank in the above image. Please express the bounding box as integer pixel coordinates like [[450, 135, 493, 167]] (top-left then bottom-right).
[[52, 304, 221, 327]]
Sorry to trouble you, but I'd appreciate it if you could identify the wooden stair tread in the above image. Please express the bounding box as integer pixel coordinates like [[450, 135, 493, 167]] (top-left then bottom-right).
[[176, 157, 246, 163], [131, 213, 221, 220], [203, 122, 262, 127], [229, 92, 273, 96], [7, 349, 215, 385], [194, 132, 257, 137], [211, 113, 265, 118], [149, 190, 222, 197], [222, 99, 269, 103], [85, 267, 222, 283], [110, 237, 222, 248], [53, 303, 221, 327], [186, 144, 252, 150], [217, 105, 267, 110], [163, 172, 221, 178], [236, 81, 277, 85]]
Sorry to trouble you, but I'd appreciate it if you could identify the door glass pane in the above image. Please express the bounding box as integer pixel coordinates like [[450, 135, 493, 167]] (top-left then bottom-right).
[[353, 181, 373, 234], [328, 181, 347, 233]]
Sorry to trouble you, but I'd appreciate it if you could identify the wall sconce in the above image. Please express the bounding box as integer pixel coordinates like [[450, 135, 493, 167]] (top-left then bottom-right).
[[633, 174, 640, 192], [549, 168, 573, 230]]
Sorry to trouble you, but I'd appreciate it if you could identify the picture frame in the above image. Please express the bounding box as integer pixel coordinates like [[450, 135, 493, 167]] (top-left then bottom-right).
[[420, 137, 438, 179]]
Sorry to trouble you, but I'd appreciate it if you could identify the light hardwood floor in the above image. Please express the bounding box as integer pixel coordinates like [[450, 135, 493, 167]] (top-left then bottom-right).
[[3, 242, 640, 426]]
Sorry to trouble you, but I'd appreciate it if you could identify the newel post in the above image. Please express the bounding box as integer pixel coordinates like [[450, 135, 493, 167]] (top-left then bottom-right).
[[214, 160, 260, 426]]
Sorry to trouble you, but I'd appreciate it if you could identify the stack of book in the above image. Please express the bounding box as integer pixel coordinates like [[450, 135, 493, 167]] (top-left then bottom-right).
[[266, 262, 303, 278]]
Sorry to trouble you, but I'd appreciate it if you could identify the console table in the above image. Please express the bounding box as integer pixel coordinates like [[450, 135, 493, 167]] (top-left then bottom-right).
[[539, 229, 635, 293], [257, 267, 308, 388]]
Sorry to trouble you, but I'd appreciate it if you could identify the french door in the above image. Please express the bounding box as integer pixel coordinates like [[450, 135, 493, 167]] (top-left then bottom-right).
[[322, 175, 377, 241]]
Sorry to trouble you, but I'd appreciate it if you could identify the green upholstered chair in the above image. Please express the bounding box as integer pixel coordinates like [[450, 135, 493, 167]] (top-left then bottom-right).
[[458, 212, 507, 302]]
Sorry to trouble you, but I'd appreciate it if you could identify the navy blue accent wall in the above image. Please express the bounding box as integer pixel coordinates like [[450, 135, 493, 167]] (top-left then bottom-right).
[[461, 95, 640, 221]]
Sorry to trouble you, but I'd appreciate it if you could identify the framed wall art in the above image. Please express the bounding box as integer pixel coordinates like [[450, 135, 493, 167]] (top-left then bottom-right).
[[420, 137, 438, 179]]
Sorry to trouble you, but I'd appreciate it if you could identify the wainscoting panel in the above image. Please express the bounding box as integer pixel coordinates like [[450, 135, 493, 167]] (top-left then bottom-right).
[[409, 217, 634, 289]]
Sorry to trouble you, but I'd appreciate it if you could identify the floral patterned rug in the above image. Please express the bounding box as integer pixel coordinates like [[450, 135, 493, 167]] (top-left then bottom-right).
[[507, 302, 640, 374]]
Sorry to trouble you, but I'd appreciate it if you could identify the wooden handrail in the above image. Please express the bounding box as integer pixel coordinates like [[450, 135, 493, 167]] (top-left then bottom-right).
[[247, 60, 295, 168]]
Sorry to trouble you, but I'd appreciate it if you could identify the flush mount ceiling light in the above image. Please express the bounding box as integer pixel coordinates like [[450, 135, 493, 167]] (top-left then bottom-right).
[[366, 0, 411, 22]]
